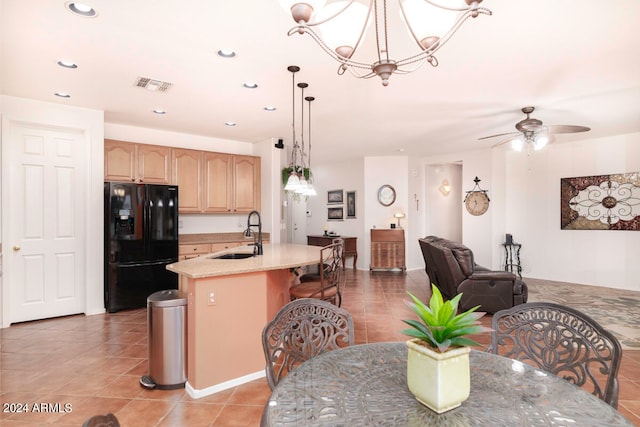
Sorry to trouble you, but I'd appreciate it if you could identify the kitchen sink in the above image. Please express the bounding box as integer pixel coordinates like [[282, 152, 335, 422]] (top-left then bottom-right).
[[213, 253, 255, 260]]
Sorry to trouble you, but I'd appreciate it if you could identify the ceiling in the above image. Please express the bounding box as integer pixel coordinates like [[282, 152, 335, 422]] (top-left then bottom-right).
[[2, 1, 639, 164]]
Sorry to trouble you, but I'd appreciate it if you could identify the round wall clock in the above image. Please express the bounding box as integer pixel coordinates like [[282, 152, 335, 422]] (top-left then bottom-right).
[[377, 184, 396, 206], [465, 191, 490, 216], [464, 176, 491, 216]]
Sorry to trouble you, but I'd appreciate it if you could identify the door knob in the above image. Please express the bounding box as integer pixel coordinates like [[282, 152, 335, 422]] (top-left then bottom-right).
[[13, 245, 21, 251]]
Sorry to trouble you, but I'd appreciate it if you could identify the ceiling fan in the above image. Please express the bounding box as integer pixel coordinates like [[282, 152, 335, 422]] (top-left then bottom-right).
[[479, 106, 591, 151]]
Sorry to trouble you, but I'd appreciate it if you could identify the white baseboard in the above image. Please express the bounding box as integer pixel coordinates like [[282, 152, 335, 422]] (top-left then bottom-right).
[[185, 370, 266, 399]]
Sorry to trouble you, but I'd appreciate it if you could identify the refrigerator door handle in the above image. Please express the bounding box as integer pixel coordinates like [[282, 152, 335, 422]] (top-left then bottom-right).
[[115, 259, 177, 268]]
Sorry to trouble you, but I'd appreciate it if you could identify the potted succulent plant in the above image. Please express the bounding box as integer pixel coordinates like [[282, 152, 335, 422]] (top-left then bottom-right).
[[401, 284, 490, 413]]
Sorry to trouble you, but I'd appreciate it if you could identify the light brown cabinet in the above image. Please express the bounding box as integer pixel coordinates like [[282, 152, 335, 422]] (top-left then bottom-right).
[[104, 139, 171, 184], [172, 148, 203, 213], [105, 140, 261, 214], [178, 243, 212, 261], [370, 229, 406, 271], [204, 153, 261, 213], [203, 152, 232, 212], [232, 155, 261, 213], [178, 239, 270, 261], [104, 140, 135, 181], [178, 243, 242, 261]]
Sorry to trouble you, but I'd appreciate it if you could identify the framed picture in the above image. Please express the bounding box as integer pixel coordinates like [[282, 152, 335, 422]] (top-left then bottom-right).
[[346, 191, 356, 219], [560, 172, 639, 231], [327, 189, 344, 204], [327, 207, 344, 221]]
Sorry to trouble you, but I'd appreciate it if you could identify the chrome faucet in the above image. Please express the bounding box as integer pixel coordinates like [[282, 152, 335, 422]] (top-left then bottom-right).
[[244, 210, 263, 255]]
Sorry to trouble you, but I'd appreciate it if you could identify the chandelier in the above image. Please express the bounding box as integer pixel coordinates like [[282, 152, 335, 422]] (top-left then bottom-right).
[[279, 0, 491, 86], [284, 65, 318, 196]]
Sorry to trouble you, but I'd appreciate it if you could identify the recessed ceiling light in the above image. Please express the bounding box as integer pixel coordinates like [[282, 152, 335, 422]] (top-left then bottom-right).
[[55, 92, 71, 98], [264, 106, 276, 111], [153, 109, 166, 115], [225, 122, 236, 127], [217, 49, 236, 58], [65, 2, 97, 17], [243, 82, 258, 89], [57, 60, 78, 69]]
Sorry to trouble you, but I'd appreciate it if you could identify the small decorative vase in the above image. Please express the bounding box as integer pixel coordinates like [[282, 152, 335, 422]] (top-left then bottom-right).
[[406, 339, 471, 414]]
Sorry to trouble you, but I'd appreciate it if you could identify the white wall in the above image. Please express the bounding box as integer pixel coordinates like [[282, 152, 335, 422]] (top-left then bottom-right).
[[422, 133, 640, 292], [364, 156, 410, 269], [304, 156, 419, 271], [504, 133, 640, 291], [407, 156, 426, 269], [425, 163, 462, 242], [422, 149, 498, 268], [304, 158, 366, 266]]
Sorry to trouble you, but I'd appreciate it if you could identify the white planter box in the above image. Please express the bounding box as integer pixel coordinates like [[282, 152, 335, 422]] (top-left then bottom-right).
[[406, 339, 471, 414]]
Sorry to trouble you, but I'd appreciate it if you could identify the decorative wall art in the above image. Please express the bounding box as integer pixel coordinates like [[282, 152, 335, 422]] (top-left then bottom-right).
[[327, 189, 344, 204], [560, 172, 640, 230], [327, 207, 344, 221], [346, 191, 356, 219]]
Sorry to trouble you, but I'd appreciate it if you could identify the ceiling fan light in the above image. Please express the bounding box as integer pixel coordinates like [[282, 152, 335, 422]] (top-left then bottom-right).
[[533, 134, 549, 150], [316, 1, 369, 57], [511, 137, 524, 152]]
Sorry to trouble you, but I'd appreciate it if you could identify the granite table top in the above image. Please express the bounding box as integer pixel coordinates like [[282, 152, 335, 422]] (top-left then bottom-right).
[[263, 342, 633, 426]]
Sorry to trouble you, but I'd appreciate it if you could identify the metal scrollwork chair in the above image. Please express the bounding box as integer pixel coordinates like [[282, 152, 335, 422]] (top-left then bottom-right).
[[290, 240, 344, 306], [261, 298, 354, 390], [488, 302, 622, 408]]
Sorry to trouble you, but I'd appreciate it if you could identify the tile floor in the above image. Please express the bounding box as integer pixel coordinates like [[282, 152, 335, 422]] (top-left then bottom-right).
[[1, 269, 639, 426]]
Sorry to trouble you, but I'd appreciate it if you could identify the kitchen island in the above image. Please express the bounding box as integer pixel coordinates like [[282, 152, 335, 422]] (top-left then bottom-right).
[[166, 243, 321, 398]]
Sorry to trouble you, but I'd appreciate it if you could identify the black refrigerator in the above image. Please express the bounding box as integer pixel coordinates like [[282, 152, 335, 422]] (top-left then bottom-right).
[[104, 182, 179, 313]]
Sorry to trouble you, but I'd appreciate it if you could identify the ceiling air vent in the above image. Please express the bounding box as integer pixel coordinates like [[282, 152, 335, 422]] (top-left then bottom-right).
[[135, 77, 172, 92]]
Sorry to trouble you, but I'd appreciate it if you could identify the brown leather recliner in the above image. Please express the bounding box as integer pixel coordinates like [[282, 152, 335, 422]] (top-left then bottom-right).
[[419, 236, 527, 313]]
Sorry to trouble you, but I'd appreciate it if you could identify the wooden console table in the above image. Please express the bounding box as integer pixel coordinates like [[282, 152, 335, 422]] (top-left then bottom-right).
[[370, 229, 406, 271], [307, 235, 357, 269]]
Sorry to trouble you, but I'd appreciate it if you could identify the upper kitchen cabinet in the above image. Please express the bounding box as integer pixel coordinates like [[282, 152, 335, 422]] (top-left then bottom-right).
[[104, 140, 260, 214], [203, 153, 261, 213], [104, 140, 171, 184], [172, 148, 203, 213], [233, 155, 261, 213], [104, 140, 135, 181], [203, 152, 232, 212]]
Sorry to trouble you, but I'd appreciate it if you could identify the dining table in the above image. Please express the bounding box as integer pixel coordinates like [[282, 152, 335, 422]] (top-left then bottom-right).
[[262, 342, 633, 426]]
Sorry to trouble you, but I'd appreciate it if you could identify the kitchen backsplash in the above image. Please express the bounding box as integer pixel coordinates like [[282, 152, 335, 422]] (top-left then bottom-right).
[[179, 214, 250, 234]]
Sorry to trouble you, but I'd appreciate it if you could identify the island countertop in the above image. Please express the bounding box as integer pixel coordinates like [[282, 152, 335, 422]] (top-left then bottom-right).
[[166, 243, 321, 279]]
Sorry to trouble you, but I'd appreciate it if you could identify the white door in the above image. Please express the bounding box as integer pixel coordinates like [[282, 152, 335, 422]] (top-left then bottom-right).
[[286, 194, 308, 244], [7, 124, 86, 324]]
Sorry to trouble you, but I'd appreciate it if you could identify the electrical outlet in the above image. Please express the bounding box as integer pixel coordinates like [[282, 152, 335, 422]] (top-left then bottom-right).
[[208, 292, 216, 305]]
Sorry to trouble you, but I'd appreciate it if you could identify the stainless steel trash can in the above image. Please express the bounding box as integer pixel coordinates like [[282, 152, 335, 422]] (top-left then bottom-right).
[[140, 289, 187, 390]]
